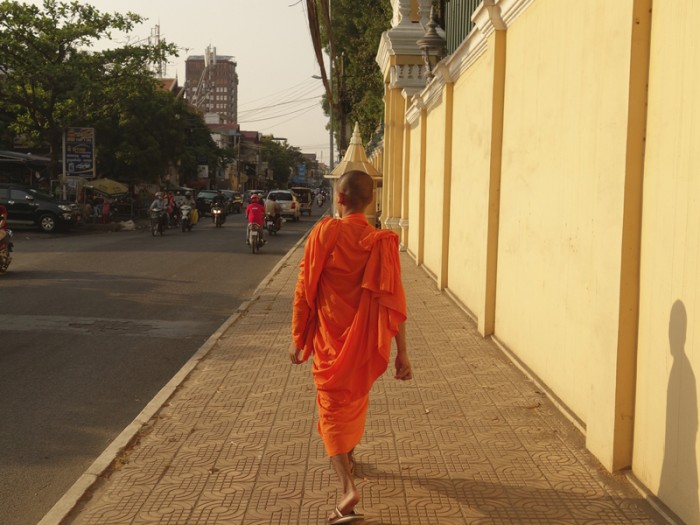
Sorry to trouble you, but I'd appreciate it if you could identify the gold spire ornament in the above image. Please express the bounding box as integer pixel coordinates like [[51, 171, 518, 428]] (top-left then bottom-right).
[[329, 122, 380, 179]]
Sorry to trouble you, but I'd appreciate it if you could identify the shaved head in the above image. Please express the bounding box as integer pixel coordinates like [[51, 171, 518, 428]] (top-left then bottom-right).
[[338, 170, 374, 211]]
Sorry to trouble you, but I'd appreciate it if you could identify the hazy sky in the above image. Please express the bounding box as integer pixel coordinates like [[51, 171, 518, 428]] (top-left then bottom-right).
[[24, 0, 333, 164]]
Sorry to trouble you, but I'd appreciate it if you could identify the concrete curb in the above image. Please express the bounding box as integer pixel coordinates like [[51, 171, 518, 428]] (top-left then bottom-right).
[[38, 226, 314, 525]]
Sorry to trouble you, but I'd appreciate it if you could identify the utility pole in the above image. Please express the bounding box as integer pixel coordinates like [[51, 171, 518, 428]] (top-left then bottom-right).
[[329, 0, 335, 171]]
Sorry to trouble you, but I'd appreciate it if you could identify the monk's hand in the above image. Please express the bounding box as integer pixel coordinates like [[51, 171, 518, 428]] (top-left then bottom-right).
[[288, 342, 303, 365], [394, 352, 413, 381]]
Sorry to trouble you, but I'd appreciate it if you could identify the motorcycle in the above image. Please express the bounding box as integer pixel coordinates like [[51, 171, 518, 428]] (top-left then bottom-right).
[[180, 204, 193, 232], [316, 193, 326, 207], [0, 228, 13, 273], [247, 223, 264, 253], [150, 209, 165, 236], [265, 214, 280, 236], [211, 204, 225, 228]]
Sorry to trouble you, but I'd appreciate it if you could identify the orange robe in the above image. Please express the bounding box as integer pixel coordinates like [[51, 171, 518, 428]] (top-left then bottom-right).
[[292, 213, 407, 456]]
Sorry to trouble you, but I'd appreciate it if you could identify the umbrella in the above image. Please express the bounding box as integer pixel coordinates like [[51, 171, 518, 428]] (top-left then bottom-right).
[[86, 178, 129, 196]]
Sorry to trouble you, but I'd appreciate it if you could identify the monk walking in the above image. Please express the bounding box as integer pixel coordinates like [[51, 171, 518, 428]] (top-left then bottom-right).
[[289, 170, 413, 524]]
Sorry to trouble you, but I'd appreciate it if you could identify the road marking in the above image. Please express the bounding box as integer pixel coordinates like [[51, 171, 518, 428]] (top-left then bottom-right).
[[1, 314, 207, 338]]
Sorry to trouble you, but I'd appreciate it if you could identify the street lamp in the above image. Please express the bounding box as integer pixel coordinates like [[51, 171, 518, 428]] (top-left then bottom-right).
[[416, 7, 447, 80]]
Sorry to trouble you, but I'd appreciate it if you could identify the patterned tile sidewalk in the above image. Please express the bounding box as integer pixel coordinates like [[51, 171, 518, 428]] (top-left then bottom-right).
[[63, 246, 665, 525]]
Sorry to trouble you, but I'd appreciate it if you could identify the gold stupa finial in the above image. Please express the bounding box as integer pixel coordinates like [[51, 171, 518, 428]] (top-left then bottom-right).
[[328, 122, 380, 179]]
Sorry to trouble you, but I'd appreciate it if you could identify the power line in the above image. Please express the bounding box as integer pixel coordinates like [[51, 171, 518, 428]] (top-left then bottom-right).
[[239, 102, 320, 124], [238, 94, 322, 117], [238, 78, 320, 108], [265, 103, 319, 128]]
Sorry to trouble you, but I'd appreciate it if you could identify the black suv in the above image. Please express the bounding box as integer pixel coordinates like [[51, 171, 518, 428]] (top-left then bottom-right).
[[195, 190, 222, 217], [0, 183, 77, 232]]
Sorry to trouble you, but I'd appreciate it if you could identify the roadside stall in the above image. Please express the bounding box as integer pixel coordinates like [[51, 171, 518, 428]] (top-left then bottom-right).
[[84, 178, 130, 222]]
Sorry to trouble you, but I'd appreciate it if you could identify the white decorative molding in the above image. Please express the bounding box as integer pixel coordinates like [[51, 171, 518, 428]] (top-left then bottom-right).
[[376, 33, 393, 76], [402, 86, 423, 101], [406, 94, 424, 125], [446, 25, 488, 80], [442, 0, 510, 82], [376, 24, 425, 76], [386, 26, 427, 57], [434, 62, 454, 85], [473, 0, 507, 37], [399, 218, 409, 229], [390, 63, 428, 90], [391, 0, 413, 28], [418, 0, 432, 27], [386, 217, 402, 229], [422, 76, 444, 111], [495, 0, 537, 28]]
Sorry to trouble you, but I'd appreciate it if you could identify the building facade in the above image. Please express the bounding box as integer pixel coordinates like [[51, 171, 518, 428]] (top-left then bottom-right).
[[185, 53, 239, 125]]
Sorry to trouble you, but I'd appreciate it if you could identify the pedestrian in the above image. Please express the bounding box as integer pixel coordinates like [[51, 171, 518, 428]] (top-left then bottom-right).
[[101, 197, 110, 224], [289, 170, 412, 524], [92, 194, 103, 222]]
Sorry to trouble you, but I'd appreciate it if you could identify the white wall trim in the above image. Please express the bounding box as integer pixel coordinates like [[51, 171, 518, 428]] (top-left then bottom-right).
[[422, 78, 444, 111], [391, 63, 429, 91], [496, 0, 536, 28], [406, 97, 423, 125]]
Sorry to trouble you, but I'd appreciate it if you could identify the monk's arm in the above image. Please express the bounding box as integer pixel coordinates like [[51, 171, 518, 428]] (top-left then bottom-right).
[[289, 271, 308, 364], [393, 322, 412, 380]]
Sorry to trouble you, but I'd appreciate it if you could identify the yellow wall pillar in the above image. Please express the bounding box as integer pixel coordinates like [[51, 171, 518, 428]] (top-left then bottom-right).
[[381, 88, 391, 227], [385, 85, 405, 234], [605, 0, 651, 472], [439, 79, 454, 290]]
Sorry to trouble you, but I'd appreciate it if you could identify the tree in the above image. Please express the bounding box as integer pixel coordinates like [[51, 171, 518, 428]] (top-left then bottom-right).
[[93, 89, 219, 185], [0, 0, 176, 177], [306, 0, 391, 155], [260, 136, 307, 188]]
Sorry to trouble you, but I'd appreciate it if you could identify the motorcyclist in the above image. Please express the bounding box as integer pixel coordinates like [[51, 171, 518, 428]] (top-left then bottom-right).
[[165, 191, 178, 226], [264, 193, 282, 231], [0, 204, 12, 249], [245, 194, 266, 245], [210, 189, 227, 225], [211, 189, 227, 209], [149, 192, 168, 230], [183, 191, 198, 225], [0, 203, 13, 270]]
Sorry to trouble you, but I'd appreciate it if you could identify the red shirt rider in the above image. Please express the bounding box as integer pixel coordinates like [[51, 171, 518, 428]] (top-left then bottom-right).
[[245, 194, 265, 226]]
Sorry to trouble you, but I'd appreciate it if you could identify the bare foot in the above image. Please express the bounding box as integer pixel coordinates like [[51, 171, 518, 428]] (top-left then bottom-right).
[[328, 489, 361, 523]]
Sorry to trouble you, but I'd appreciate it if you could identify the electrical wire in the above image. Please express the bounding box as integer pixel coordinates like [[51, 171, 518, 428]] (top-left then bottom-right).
[[238, 102, 320, 124], [238, 93, 322, 118], [238, 78, 321, 108]]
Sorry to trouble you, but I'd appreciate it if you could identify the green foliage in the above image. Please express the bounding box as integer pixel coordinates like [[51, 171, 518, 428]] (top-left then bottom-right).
[[315, 0, 391, 153], [260, 136, 307, 188], [0, 0, 219, 183]]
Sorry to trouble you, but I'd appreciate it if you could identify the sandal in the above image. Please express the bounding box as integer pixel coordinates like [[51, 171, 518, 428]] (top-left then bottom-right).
[[328, 506, 364, 524]]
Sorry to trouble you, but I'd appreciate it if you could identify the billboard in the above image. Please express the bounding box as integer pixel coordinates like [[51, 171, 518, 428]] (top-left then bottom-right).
[[63, 127, 96, 178], [292, 163, 307, 185]]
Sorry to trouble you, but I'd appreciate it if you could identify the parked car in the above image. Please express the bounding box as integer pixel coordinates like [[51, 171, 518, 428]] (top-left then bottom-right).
[[221, 190, 243, 213], [266, 190, 300, 222], [291, 187, 314, 216], [0, 183, 77, 232], [195, 189, 223, 216]]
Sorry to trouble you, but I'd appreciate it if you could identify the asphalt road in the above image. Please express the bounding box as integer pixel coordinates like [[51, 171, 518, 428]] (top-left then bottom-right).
[[0, 207, 324, 525]]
